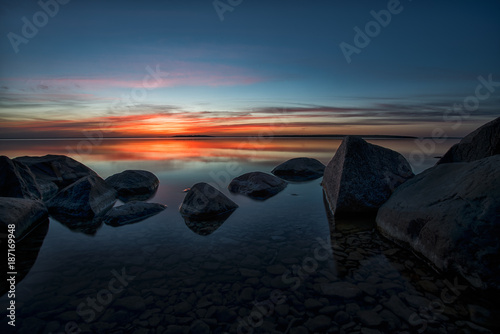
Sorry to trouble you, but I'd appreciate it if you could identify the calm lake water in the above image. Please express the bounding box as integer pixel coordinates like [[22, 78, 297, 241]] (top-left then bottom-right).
[[1, 138, 498, 334]]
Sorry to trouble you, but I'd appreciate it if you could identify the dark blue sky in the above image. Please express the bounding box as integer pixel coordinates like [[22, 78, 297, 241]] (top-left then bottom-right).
[[1, 0, 499, 137]]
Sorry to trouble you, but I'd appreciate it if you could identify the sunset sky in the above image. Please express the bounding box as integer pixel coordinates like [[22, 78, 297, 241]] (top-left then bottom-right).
[[0, 0, 499, 138]]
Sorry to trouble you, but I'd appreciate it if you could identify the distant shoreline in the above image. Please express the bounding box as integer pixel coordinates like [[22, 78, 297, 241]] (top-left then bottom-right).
[[0, 135, 464, 140]]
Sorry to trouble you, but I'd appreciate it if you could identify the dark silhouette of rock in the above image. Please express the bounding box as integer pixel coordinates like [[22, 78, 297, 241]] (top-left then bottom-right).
[[376, 155, 500, 290], [105, 170, 159, 202], [323, 136, 414, 216], [103, 201, 166, 226], [228, 172, 287, 200], [0, 156, 42, 200], [1, 219, 49, 297], [272, 157, 325, 181], [183, 211, 235, 236], [0, 197, 48, 238], [14, 155, 97, 194], [47, 175, 117, 223], [438, 116, 500, 164], [180, 182, 238, 219]]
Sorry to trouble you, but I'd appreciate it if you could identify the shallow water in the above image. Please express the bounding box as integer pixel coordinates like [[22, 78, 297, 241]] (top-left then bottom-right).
[[1, 137, 498, 333]]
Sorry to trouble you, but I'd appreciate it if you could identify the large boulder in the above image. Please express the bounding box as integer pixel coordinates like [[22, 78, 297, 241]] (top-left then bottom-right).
[[103, 201, 166, 227], [0, 197, 48, 239], [0, 156, 42, 200], [323, 136, 414, 215], [271, 157, 325, 181], [376, 156, 500, 290], [105, 170, 159, 202], [438, 116, 500, 164], [228, 172, 287, 200], [14, 155, 97, 195], [47, 175, 117, 223], [180, 182, 238, 219]]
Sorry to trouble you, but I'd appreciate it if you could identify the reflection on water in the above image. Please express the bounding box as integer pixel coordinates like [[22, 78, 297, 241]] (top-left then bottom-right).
[[0, 137, 460, 175], [183, 211, 235, 236], [2, 137, 497, 334], [0, 220, 49, 296]]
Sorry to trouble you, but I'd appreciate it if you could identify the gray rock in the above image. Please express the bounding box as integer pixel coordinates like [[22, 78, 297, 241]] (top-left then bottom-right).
[[383, 295, 413, 323], [307, 315, 332, 332], [189, 320, 210, 334], [323, 136, 413, 216], [438, 116, 500, 164], [105, 170, 159, 202], [180, 182, 238, 218], [174, 301, 192, 315], [114, 296, 146, 311], [0, 197, 48, 238], [321, 282, 362, 299], [0, 156, 42, 200], [272, 157, 326, 181], [103, 201, 166, 226], [47, 175, 116, 231], [376, 156, 500, 289], [357, 310, 383, 327], [228, 172, 287, 200], [14, 154, 96, 190], [334, 311, 351, 325]]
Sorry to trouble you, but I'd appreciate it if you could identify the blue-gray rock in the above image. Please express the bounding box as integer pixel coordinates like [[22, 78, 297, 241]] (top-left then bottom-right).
[[438, 116, 500, 164], [228, 172, 287, 200], [103, 201, 166, 226], [323, 136, 414, 215], [376, 155, 500, 290], [14, 155, 97, 191], [105, 170, 159, 202], [272, 157, 325, 181], [47, 175, 117, 222], [0, 156, 42, 200], [0, 197, 48, 238], [180, 182, 238, 219]]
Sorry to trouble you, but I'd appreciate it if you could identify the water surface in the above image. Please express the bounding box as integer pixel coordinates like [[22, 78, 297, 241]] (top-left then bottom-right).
[[2, 138, 497, 334]]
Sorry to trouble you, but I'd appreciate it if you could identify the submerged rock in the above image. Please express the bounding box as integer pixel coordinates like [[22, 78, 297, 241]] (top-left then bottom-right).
[[14, 155, 97, 192], [105, 170, 159, 202], [323, 136, 414, 216], [272, 157, 325, 181], [376, 155, 500, 289], [438, 116, 500, 164], [180, 182, 238, 219], [103, 201, 166, 226], [228, 172, 287, 200], [47, 175, 117, 223], [0, 197, 48, 238], [0, 156, 42, 200]]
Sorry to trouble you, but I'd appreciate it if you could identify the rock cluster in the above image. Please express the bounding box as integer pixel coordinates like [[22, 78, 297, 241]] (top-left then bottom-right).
[[375, 117, 500, 290]]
